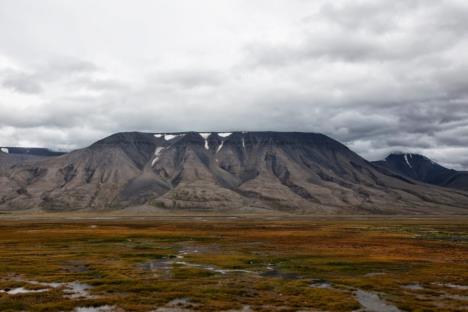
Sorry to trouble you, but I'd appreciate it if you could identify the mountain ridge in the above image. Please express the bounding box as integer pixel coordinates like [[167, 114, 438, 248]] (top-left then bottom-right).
[[1, 131, 467, 214], [373, 153, 468, 191]]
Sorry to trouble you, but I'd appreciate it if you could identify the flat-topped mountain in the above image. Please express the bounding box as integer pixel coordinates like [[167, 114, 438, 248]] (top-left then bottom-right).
[[1, 132, 468, 214], [373, 153, 468, 191], [0, 147, 65, 157]]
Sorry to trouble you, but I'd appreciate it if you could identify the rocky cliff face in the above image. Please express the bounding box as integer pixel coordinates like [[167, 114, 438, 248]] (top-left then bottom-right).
[[1, 132, 468, 214]]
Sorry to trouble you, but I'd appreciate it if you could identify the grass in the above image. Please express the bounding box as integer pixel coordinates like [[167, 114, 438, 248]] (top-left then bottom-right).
[[0, 218, 466, 311]]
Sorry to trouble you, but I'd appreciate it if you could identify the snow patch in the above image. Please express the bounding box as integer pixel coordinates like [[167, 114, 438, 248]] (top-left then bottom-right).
[[199, 133, 211, 150], [164, 134, 179, 140], [404, 154, 412, 168], [217, 132, 232, 138], [152, 147, 165, 166], [241, 137, 245, 149], [199, 132, 211, 139], [154, 133, 185, 141], [216, 141, 224, 153], [1, 147, 8, 154]]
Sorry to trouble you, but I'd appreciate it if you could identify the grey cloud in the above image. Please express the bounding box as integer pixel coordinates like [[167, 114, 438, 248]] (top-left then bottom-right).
[[2, 71, 42, 94], [153, 69, 226, 89], [36, 58, 100, 83], [249, 1, 468, 66], [0, 57, 101, 95], [44, 57, 98, 74], [67, 76, 128, 92], [0, 0, 468, 169]]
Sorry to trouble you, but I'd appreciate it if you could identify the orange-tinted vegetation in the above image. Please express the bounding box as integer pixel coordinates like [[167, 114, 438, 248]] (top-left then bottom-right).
[[0, 218, 466, 311]]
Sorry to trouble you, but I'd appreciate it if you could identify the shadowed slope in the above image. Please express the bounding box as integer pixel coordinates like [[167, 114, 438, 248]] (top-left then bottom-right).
[[374, 153, 468, 191], [1, 132, 468, 214]]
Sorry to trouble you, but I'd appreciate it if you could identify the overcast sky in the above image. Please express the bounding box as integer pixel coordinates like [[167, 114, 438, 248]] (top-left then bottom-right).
[[1, 0, 468, 169]]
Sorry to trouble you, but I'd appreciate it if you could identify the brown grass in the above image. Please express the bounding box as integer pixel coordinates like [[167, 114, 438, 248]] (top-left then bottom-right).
[[0, 217, 466, 311]]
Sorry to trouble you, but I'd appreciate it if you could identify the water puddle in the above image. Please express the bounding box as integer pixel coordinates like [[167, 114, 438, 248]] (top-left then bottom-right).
[[354, 289, 402, 312], [153, 298, 198, 312], [64, 282, 93, 299], [29, 280, 93, 299], [260, 269, 300, 280], [0, 287, 49, 295], [364, 272, 386, 277], [436, 283, 468, 290], [1, 278, 94, 299], [310, 279, 332, 288], [153, 299, 251, 312], [138, 258, 174, 278], [176, 244, 221, 258], [74, 306, 117, 312], [174, 261, 253, 275], [139, 259, 173, 271], [62, 260, 91, 273], [402, 283, 423, 290], [443, 294, 468, 301], [139, 258, 252, 276], [139, 244, 252, 277], [224, 306, 253, 312]]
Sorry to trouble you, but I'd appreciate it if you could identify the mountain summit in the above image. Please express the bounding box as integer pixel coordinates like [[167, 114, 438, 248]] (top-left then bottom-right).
[[1, 132, 468, 214], [373, 153, 468, 191]]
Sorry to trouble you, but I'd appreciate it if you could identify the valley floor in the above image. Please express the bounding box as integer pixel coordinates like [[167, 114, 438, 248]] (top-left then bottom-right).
[[0, 217, 467, 311]]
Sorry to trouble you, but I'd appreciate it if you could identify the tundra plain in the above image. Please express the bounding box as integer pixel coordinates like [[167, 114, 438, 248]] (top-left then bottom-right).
[[0, 216, 467, 311]]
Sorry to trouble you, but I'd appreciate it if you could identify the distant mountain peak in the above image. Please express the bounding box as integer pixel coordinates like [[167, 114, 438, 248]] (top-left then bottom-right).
[[374, 153, 467, 191], [0, 147, 64, 157], [385, 152, 439, 167]]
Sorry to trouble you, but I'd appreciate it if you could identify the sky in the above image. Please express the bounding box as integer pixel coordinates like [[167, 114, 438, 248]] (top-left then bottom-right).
[[1, 0, 468, 169]]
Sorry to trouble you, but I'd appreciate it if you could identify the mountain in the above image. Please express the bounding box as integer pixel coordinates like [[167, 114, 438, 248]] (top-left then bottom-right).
[[1, 132, 468, 214], [0, 147, 65, 157], [373, 153, 468, 191], [0, 147, 66, 170]]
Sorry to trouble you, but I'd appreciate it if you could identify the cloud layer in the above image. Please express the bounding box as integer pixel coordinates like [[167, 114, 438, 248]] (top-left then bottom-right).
[[1, 0, 468, 169]]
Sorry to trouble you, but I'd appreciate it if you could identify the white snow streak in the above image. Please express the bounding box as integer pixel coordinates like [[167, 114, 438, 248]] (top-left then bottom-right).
[[154, 134, 163, 138], [151, 147, 165, 166], [404, 154, 412, 168], [217, 132, 232, 138], [216, 141, 224, 153], [199, 133, 211, 150], [1, 147, 9, 154], [242, 137, 245, 149]]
